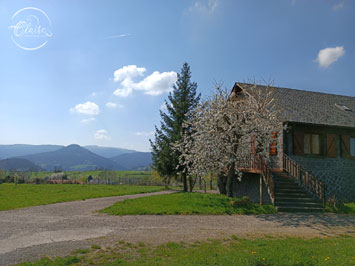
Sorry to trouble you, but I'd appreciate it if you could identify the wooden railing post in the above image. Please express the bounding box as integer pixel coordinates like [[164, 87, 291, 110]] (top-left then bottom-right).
[[323, 183, 326, 208]]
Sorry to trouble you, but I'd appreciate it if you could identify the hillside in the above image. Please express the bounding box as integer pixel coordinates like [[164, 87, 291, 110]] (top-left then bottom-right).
[[18, 144, 123, 171], [0, 158, 43, 171], [84, 145, 135, 158], [0, 144, 63, 160], [110, 152, 152, 171]]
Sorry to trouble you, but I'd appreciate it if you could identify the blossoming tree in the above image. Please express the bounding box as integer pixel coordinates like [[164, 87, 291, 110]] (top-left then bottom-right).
[[175, 83, 281, 196]]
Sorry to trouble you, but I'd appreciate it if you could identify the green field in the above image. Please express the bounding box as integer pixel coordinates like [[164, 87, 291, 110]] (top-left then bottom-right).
[[101, 192, 276, 215], [0, 184, 165, 211], [1, 170, 152, 180], [19, 236, 355, 266]]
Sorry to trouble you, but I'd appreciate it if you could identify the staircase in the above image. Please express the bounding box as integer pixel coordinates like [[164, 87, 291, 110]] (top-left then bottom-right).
[[272, 170, 324, 212]]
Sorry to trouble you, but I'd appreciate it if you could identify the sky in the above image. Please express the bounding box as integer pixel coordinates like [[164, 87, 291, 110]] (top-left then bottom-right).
[[0, 0, 354, 152]]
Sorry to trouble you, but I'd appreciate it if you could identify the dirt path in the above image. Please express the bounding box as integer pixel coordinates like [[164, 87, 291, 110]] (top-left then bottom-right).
[[0, 191, 354, 265]]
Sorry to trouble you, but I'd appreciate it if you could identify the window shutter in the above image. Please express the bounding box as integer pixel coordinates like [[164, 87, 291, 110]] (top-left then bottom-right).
[[326, 134, 337, 157], [251, 135, 256, 154], [341, 135, 350, 158], [293, 131, 304, 155], [269, 131, 277, 155]]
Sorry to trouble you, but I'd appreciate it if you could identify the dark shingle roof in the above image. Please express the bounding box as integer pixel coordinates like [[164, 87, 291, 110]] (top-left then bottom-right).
[[235, 82, 355, 129]]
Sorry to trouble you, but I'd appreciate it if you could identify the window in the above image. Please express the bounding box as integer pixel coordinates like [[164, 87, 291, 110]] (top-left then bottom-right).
[[341, 135, 355, 158], [269, 131, 277, 155], [351, 138, 355, 157], [304, 133, 321, 155]]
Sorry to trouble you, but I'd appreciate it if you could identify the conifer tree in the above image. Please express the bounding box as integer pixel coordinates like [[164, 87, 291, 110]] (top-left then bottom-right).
[[150, 63, 200, 192]]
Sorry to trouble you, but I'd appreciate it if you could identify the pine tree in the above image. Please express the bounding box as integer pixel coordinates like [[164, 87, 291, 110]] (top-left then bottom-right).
[[150, 63, 200, 192]]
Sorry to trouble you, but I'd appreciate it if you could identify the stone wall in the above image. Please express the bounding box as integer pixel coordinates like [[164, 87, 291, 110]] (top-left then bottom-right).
[[231, 173, 272, 204], [289, 155, 355, 202], [285, 123, 355, 202]]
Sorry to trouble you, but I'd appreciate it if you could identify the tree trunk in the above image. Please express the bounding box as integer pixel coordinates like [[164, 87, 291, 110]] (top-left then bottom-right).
[[189, 175, 197, 192], [259, 174, 263, 205], [189, 176, 193, 192], [226, 164, 235, 198], [217, 172, 227, 195], [182, 172, 188, 192]]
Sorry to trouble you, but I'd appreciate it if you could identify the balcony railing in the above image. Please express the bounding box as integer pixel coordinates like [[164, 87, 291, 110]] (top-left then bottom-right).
[[240, 155, 275, 205]]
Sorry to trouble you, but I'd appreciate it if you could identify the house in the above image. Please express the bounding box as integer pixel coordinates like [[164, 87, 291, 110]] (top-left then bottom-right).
[[231, 82, 355, 211]]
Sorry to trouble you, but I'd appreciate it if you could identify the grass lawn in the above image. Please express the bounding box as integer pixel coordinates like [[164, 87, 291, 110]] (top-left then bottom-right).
[[0, 184, 165, 211], [19, 236, 355, 266], [101, 192, 276, 215], [326, 202, 355, 214]]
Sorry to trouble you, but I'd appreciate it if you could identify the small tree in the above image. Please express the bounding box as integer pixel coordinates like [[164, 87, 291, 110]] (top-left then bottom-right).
[[175, 83, 281, 196], [150, 63, 200, 192]]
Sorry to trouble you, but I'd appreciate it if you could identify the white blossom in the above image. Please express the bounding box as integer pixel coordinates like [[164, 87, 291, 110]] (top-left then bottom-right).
[[174, 84, 282, 182]]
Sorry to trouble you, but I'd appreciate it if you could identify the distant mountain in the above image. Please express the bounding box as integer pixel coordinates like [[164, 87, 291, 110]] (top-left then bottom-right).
[[0, 158, 43, 171], [0, 144, 63, 160], [110, 152, 152, 171], [84, 145, 136, 158], [18, 144, 123, 171]]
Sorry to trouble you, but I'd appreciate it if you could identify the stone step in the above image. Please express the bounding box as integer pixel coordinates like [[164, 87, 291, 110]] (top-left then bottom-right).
[[277, 206, 324, 212], [271, 170, 324, 212], [275, 184, 302, 190], [275, 197, 321, 203], [275, 192, 311, 198], [276, 201, 323, 208], [276, 188, 307, 193], [275, 177, 296, 182], [275, 181, 298, 185]]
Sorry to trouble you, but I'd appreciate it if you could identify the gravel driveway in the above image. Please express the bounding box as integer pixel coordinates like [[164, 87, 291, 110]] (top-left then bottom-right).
[[0, 190, 354, 265]]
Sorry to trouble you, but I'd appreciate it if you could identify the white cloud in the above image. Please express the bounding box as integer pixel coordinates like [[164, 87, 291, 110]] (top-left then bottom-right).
[[333, 2, 344, 11], [94, 129, 110, 140], [133, 71, 177, 96], [113, 87, 133, 97], [315, 46, 345, 68], [189, 0, 219, 14], [106, 102, 124, 109], [112, 65, 177, 97], [105, 34, 132, 39], [113, 65, 146, 82], [106, 102, 117, 108], [81, 117, 96, 124], [70, 101, 100, 115], [91, 92, 97, 97], [135, 131, 154, 136]]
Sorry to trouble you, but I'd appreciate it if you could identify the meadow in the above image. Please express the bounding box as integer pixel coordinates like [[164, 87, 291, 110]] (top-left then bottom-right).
[[101, 192, 276, 215], [19, 236, 355, 266], [0, 183, 164, 211], [17, 170, 153, 181]]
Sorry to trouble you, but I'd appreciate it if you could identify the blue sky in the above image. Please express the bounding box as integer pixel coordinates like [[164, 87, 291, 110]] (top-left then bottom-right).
[[0, 0, 354, 151]]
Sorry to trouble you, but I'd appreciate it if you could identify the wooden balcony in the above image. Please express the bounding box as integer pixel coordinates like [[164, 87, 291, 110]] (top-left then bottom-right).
[[240, 155, 261, 174]]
